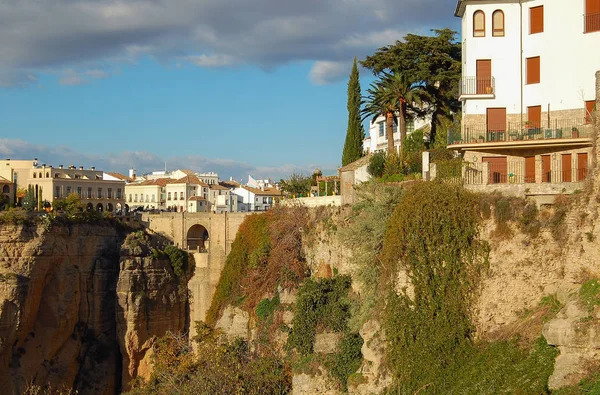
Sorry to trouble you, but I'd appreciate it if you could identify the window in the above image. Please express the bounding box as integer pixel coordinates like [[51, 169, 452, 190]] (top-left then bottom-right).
[[406, 118, 415, 135], [128, 194, 132, 202], [378, 121, 384, 137], [55, 186, 60, 199], [66, 186, 71, 195], [134, 194, 138, 202], [152, 194, 155, 202], [116, 188, 121, 199], [530, 6, 543, 34], [108, 188, 112, 199], [585, 0, 600, 33], [168, 192, 171, 200], [77, 187, 82, 197], [473, 10, 485, 37], [33, 173, 36, 178], [526, 57, 540, 84], [98, 188, 102, 198], [88, 187, 92, 198], [492, 10, 505, 36], [180, 192, 184, 200], [586, 100, 596, 124]]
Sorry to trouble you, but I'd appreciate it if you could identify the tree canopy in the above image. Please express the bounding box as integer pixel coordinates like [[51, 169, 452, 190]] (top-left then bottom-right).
[[279, 172, 312, 197], [361, 28, 461, 147], [342, 58, 366, 166]]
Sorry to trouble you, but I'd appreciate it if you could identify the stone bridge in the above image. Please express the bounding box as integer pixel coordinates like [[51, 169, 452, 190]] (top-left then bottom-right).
[[141, 212, 251, 322]]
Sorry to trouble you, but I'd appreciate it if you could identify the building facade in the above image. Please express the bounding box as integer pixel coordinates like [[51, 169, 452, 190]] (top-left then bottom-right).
[[450, 0, 599, 194], [363, 114, 430, 154]]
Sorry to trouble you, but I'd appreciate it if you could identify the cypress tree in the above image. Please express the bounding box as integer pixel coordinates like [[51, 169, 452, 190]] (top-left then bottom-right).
[[342, 58, 366, 166]]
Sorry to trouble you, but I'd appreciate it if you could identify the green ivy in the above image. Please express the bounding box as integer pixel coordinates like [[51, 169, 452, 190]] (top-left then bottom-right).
[[381, 182, 489, 393], [325, 332, 364, 392], [256, 295, 280, 322], [287, 276, 352, 356]]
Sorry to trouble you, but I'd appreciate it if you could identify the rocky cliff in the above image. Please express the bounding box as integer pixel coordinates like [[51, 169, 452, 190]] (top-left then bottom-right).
[[0, 223, 188, 394]]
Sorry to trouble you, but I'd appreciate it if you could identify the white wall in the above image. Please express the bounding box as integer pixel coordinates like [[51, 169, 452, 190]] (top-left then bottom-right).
[[462, 0, 600, 117], [365, 114, 430, 153]]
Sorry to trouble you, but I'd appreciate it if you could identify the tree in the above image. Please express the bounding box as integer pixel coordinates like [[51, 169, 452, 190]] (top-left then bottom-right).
[[361, 29, 461, 147], [362, 80, 397, 157], [280, 172, 312, 197], [342, 58, 366, 166], [21, 185, 37, 211], [380, 71, 424, 149]]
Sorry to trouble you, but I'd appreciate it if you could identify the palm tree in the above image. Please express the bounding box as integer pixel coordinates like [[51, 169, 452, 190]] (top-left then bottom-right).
[[362, 81, 398, 156], [380, 71, 424, 149]]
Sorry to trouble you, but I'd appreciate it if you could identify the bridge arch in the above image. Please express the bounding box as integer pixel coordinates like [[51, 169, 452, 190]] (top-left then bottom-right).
[[187, 224, 209, 251]]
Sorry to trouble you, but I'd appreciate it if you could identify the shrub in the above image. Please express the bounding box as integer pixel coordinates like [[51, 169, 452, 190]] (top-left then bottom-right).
[[520, 202, 542, 238], [579, 279, 600, 313], [325, 331, 363, 391], [287, 276, 352, 356], [163, 245, 188, 278], [367, 152, 385, 178], [381, 182, 489, 393]]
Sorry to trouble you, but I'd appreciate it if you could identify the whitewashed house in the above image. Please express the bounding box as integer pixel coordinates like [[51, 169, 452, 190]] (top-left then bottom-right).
[[449, 0, 599, 193]]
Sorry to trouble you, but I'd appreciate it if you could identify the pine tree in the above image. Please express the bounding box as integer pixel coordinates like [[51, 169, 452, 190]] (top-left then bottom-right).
[[342, 58, 366, 166]]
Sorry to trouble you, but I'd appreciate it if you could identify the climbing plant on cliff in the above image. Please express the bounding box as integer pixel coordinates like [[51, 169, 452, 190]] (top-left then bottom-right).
[[206, 206, 309, 326], [381, 182, 489, 393]]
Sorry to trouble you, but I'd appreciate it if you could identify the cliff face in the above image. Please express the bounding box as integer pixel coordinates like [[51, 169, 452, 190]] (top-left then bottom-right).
[[0, 223, 188, 394]]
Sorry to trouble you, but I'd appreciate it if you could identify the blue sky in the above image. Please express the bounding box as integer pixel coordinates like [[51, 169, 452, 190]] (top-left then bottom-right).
[[0, 0, 459, 181]]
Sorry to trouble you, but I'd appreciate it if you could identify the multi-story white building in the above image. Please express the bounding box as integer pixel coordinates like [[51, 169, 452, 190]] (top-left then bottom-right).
[[450, 0, 599, 192], [125, 179, 168, 210], [363, 114, 429, 154], [233, 185, 281, 212], [165, 175, 209, 212]]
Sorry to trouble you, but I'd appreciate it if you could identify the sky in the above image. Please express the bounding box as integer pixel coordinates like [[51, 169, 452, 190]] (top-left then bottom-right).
[[0, 0, 459, 181]]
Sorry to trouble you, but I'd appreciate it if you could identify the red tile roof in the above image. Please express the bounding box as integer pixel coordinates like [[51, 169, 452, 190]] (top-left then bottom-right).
[[188, 196, 206, 201], [173, 175, 209, 187], [242, 185, 282, 196]]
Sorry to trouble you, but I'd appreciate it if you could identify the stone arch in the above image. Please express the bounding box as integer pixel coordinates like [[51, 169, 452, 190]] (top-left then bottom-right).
[[187, 224, 209, 251], [97, 203, 103, 212], [107, 203, 114, 212], [86, 203, 94, 211], [46, 172, 49, 178], [2, 185, 9, 194]]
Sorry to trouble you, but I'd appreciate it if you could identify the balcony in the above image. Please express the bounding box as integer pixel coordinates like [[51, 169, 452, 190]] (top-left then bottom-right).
[[449, 118, 594, 148], [585, 12, 600, 33], [459, 76, 495, 100]]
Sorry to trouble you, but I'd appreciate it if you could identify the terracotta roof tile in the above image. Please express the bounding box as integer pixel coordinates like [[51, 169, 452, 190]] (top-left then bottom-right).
[[173, 175, 209, 187], [106, 172, 133, 182], [188, 196, 206, 201], [242, 185, 282, 196]]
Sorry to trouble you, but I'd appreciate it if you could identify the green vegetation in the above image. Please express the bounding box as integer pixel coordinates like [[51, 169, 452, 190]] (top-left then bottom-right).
[[279, 172, 312, 197], [362, 28, 461, 147], [21, 185, 37, 211], [287, 276, 352, 355], [206, 206, 309, 326], [256, 295, 280, 322], [381, 182, 489, 393], [342, 58, 365, 166], [579, 279, 600, 312], [367, 152, 386, 178], [127, 323, 290, 395], [553, 374, 600, 394], [325, 332, 363, 392]]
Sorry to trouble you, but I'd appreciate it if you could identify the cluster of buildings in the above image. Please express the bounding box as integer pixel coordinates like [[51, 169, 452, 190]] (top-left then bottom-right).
[[0, 159, 282, 214], [360, 0, 599, 198]]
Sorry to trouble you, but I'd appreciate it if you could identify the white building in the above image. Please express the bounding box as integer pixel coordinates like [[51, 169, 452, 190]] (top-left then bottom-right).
[[449, 0, 599, 192], [455, 0, 598, 131], [363, 114, 430, 154], [232, 185, 281, 212]]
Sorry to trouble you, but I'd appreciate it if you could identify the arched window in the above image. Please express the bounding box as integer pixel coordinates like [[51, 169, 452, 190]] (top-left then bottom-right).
[[493, 10, 505, 36], [33, 173, 36, 178], [474, 10, 485, 37], [45, 172, 49, 178]]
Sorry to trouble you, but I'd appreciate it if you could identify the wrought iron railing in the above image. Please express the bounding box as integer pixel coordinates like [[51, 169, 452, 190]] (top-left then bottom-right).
[[459, 76, 495, 96], [585, 12, 600, 33], [449, 118, 593, 145]]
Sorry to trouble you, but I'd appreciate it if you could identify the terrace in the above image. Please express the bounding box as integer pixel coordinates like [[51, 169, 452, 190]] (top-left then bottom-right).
[[448, 118, 594, 150], [458, 76, 495, 100]]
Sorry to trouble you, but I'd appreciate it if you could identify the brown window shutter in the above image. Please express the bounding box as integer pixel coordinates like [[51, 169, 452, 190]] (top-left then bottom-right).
[[526, 57, 540, 84], [586, 100, 596, 124], [527, 105, 542, 128], [530, 6, 544, 34]]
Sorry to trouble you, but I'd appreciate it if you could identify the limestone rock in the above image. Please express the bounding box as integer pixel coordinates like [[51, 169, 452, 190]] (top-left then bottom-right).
[[314, 332, 342, 354], [292, 369, 340, 395], [543, 300, 600, 389], [215, 305, 249, 340]]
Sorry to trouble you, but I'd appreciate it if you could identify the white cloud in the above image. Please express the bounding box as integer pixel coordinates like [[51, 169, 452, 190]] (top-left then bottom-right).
[[309, 61, 350, 85], [59, 69, 87, 86], [85, 69, 109, 79], [183, 54, 240, 68]]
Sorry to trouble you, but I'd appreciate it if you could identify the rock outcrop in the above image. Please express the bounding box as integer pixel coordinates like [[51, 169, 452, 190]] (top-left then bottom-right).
[[0, 223, 190, 394]]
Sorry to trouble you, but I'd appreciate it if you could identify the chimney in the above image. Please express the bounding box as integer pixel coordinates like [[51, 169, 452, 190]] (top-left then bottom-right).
[[79, 166, 83, 170], [129, 168, 137, 178], [59, 165, 63, 169], [91, 166, 95, 171]]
